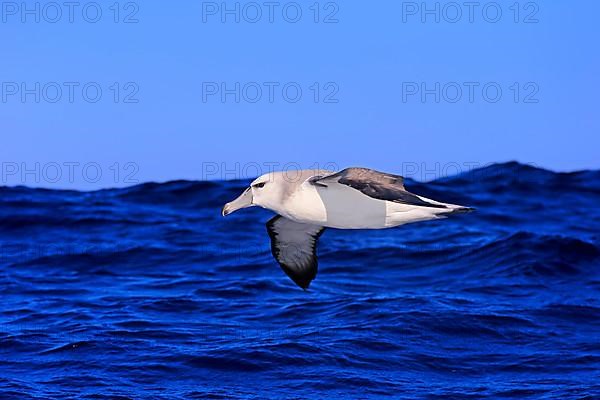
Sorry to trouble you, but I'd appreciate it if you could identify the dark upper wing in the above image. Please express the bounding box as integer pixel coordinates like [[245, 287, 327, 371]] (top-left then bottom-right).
[[266, 216, 325, 290], [311, 168, 447, 209]]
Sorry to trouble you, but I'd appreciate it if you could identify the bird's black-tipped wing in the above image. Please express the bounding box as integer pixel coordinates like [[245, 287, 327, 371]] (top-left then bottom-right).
[[311, 168, 447, 209], [266, 216, 325, 290]]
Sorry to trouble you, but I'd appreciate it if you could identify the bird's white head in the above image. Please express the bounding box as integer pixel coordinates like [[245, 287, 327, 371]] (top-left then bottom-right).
[[222, 172, 285, 216]]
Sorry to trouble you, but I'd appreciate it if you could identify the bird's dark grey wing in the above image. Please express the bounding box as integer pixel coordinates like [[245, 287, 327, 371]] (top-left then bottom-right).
[[266, 216, 325, 290], [311, 168, 447, 209]]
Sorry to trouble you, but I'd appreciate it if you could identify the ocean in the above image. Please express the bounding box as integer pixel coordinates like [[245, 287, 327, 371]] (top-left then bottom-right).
[[1, 162, 599, 399]]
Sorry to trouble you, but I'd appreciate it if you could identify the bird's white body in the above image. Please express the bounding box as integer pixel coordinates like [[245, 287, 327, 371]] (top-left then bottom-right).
[[272, 179, 459, 229]]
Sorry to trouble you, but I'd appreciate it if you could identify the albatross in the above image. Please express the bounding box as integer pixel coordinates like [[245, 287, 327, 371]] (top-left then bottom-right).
[[222, 168, 473, 289]]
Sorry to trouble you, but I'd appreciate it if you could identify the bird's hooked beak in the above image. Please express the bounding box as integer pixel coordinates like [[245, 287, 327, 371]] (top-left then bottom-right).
[[222, 187, 253, 216]]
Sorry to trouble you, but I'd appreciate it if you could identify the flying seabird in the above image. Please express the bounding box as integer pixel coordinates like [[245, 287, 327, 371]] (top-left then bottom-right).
[[222, 168, 473, 289]]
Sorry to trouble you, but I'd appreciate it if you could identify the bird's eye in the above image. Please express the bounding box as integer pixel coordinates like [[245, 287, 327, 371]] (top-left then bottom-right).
[[253, 182, 266, 189]]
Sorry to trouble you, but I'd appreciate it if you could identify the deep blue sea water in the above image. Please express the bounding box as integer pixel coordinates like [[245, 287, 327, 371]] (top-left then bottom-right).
[[1, 162, 599, 399]]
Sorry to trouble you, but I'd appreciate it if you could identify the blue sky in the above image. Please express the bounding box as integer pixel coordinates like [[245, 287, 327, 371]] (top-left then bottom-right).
[[1, 1, 599, 189]]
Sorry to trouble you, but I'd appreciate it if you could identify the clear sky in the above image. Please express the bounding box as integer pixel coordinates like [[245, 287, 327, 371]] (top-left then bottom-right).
[[1, 1, 599, 189]]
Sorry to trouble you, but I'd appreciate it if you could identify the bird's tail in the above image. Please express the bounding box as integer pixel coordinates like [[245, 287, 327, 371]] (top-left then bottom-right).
[[444, 205, 476, 215]]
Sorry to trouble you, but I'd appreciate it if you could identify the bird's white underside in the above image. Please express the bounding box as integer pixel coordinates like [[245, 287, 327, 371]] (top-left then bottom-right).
[[273, 179, 457, 229]]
